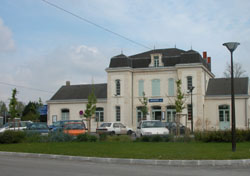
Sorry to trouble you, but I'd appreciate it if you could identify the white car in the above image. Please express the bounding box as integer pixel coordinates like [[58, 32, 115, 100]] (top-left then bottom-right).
[[96, 122, 133, 135], [0, 121, 32, 133], [136, 120, 169, 137]]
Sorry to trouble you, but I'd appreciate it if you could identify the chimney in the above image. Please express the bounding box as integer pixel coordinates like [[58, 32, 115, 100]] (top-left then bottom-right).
[[66, 81, 70, 86], [207, 57, 211, 63], [203, 51, 207, 59]]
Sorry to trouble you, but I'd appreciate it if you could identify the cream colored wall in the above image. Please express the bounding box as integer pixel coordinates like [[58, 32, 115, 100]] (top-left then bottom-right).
[[47, 101, 107, 132], [204, 97, 248, 130], [107, 71, 133, 128]]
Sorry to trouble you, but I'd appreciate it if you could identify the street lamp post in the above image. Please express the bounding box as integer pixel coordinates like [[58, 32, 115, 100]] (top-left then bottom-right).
[[223, 42, 240, 152], [189, 86, 195, 133]]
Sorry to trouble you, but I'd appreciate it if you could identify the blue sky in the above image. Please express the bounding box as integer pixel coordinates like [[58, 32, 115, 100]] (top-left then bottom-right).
[[0, 0, 250, 105]]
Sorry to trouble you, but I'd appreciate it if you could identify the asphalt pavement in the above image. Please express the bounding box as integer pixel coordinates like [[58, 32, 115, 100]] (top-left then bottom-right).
[[0, 154, 250, 176]]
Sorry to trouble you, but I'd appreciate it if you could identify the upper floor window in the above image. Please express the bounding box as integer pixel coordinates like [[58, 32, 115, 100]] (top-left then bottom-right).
[[152, 79, 160, 96], [61, 108, 69, 121], [187, 76, 193, 90], [115, 79, 120, 96], [168, 78, 174, 96], [138, 80, 144, 97], [116, 106, 121, 121], [154, 56, 159, 67]]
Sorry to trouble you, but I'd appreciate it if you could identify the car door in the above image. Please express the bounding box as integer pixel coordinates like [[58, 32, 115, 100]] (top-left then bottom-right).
[[113, 123, 120, 134], [119, 123, 127, 135]]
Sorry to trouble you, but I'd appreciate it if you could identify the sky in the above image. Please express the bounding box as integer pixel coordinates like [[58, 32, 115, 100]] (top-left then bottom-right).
[[0, 0, 250, 105]]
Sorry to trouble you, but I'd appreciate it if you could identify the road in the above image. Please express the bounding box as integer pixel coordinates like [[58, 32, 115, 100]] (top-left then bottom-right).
[[0, 155, 250, 176]]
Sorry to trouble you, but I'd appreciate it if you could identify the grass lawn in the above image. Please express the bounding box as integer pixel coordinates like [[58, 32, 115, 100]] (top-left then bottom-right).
[[0, 142, 250, 160]]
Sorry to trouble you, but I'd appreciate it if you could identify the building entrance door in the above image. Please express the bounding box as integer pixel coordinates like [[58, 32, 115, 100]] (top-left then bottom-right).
[[219, 105, 230, 130], [152, 106, 162, 121]]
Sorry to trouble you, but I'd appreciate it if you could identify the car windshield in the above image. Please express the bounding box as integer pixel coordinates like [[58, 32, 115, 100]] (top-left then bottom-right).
[[100, 123, 111, 127], [64, 123, 84, 130], [142, 121, 165, 128]]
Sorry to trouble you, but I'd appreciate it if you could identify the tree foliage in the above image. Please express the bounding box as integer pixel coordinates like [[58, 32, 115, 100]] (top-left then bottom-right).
[[9, 88, 18, 119], [175, 80, 185, 113], [0, 101, 8, 117], [83, 87, 97, 132], [22, 101, 41, 121], [223, 62, 247, 78], [138, 91, 148, 117]]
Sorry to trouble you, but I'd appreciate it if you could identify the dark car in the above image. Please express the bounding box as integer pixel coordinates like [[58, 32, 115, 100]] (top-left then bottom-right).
[[163, 122, 190, 135], [49, 120, 85, 132], [26, 122, 49, 135]]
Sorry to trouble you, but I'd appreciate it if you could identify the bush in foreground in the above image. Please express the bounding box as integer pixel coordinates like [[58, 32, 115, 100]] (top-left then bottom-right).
[[0, 131, 26, 144]]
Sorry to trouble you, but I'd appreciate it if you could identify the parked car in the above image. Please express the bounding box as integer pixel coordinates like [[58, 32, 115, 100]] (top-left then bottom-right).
[[49, 120, 85, 132], [96, 122, 133, 135], [63, 122, 87, 136], [163, 122, 190, 135], [0, 121, 32, 133], [136, 120, 169, 137], [26, 122, 50, 135]]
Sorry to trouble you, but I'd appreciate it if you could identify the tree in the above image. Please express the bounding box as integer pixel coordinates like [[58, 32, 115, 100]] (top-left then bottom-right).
[[16, 101, 25, 118], [138, 91, 148, 121], [83, 87, 97, 133], [9, 88, 18, 119], [174, 79, 185, 136], [22, 101, 40, 121], [223, 62, 247, 78], [0, 101, 8, 117]]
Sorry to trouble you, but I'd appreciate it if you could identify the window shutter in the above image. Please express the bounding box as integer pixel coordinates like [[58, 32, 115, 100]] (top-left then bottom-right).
[[168, 78, 174, 96], [152, 79, 160, 96], [138, 80, 144, 96]]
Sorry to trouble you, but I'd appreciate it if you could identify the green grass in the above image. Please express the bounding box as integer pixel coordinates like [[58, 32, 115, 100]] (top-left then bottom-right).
[[0, 142, 250, 160]]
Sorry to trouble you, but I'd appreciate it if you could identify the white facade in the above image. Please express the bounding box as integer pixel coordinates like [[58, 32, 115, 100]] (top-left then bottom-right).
[[47, 49, 250, 131]]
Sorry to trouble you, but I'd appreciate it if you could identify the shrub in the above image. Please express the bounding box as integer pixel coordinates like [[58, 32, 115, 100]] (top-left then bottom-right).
[[0, 131, 26, 144], [151, 135, 163, 142], [194, 130, 250, 142], [88, 135, 98, 142], [23, 132, 49, 143], [140, 136, 151, 142], [106, 135, 132, 142], [99, 133, 108, 141], [48, 132, 74, 142], [76, 133, 98, 142]]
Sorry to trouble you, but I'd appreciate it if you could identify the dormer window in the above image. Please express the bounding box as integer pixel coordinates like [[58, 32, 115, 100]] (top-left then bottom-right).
[[154, 56, 159, 67], [149, 54, 163, 67]]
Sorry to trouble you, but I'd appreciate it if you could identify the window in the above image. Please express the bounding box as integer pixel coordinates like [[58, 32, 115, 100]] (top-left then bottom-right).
[[187, 76, 193, 90], [219, 105, 230, 122], [115, 79, 120, 96], [137, 107, 146, 122], [61, 109, 69, 120], [187, 104, 192, 120], [138, 80, 144, 97], [154, 56, 159, 67], [95, 107, 104, 122], [116, 106, 121, 121], [168, 78, 174, 96], [152, 79, 160, 96], [166, 106, 176, 122]]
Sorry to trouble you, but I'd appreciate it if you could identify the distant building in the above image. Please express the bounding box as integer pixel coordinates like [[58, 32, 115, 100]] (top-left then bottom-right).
[[47, 48, 250, 131]]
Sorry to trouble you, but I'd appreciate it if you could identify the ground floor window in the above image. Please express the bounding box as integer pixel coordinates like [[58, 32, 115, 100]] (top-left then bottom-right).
[[95, 107, 104, 122], [116, 106, 121, 121], [166, 105, 176, 122], [137, 107, 146, 122], [219, 105, 230, 122], [61, 109, 69, 120]]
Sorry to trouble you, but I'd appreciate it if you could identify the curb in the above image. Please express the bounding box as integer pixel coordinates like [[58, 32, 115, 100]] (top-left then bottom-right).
[[1, 151, 250, 167]]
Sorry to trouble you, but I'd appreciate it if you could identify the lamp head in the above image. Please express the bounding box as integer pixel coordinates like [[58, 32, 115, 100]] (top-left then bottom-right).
[[223, 42, 240, 52]]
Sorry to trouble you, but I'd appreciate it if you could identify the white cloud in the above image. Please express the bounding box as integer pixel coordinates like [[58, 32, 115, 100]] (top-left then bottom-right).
[[0, 17, 15, 52]]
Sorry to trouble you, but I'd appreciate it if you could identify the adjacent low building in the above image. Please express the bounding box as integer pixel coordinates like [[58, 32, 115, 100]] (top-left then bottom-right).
[[47, 48, 250, 131]]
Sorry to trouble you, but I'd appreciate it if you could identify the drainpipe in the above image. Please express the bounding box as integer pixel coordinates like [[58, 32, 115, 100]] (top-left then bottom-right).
[[245, 98, 248, 129], [131, 70, 134, 127]]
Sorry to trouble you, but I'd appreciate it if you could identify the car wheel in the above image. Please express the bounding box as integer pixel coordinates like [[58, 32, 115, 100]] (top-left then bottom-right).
[[110, 131, 115, 136], [127, 130, 133, 135]]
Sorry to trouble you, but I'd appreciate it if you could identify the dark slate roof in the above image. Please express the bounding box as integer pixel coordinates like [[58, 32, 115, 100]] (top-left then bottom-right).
[[50, 83, 107, 100], [206, 77, 249, 96], [109, 48, 211, 70]]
